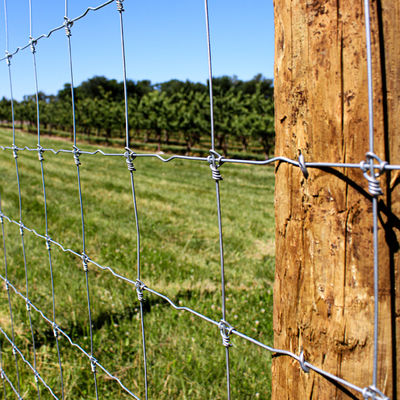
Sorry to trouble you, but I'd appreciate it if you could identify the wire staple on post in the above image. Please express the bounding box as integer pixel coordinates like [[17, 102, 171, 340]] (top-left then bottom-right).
[[360, 152, 387, 196], [298, 151, 309, 179], [298, 350, 310, 373], [208, 150, 223, 181], [218, 320, 233, 348], [125, 148, 136, 172]]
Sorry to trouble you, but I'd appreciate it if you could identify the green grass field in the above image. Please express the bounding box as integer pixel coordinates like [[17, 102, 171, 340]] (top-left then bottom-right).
[[0, 128, 275, 399]]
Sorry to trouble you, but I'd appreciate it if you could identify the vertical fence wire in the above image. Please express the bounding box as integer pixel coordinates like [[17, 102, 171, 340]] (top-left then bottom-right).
[[25, 1, 42, 398], [2, 0, 22, 394], [0, 340, 7, 398], [117, 1, 149, 397], [64, 1, 99, 397], [27, 0, 66, 396], [204, 1, 231, 398], [363, 0, 379, 393]]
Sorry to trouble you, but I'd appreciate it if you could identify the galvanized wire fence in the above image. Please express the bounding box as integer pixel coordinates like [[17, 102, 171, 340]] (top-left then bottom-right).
[[0, 0, 397, 399]]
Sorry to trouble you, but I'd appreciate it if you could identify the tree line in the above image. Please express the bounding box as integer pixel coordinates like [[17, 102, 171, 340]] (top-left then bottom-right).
[[0, 74, 274, 156]]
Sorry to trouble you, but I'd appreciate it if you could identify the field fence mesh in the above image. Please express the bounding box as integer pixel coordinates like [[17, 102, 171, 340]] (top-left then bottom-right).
[[0, 0, 397, 399]]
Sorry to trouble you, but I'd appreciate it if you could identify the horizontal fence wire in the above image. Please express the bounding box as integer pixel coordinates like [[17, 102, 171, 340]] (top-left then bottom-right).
[[0, 0, 393, 399]]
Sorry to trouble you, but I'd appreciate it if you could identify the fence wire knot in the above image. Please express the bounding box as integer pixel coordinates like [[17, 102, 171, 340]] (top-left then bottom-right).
[[19, 222, 25, 236], [360, 152, 387, 196], [218, 320, 233, 347], [298, 151, 309, 179], [45, 236, 51, 251], [362, 385, 389, 400], [29, 37, 37, 54], [0, 213, 3, 224], [52, 323, 59, 337], [25, 299, 31, 312], [5, 52, 11, 65], [12, 145, 18, 159], [37, 145, 44, 161], [116, 0, 124, 12], [125, 147, 136, 172], [0, 369, 3, 380], [90, 357, 97, 373], [73, 146, 81, 166], [82, 254, 89, 272], [135, 280, 145, 302], [64, 17, 73, 37], [34, 371, 39, 383], [12, 345, 17, 355], [208, 150, 224, 181], [298, 350, 310, 373]]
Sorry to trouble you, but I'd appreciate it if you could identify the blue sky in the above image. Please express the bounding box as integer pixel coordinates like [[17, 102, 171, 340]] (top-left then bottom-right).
[[0, 0, 274, 100]]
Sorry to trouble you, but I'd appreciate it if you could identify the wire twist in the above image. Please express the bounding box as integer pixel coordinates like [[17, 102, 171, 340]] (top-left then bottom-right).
[[52, 323, 59, 338], [29, 37, 36, 54], [82, 254, 89, 272], [37, 145, 44, 161], [208, 150, 224, 181], [90, 357, 97, 373], [73, 146, 81, 166], [116, 0, 124, 12], [218, 320, 233, 348], [360, 152, 387, 196], [125, 148, 136, 172], [135, 280, 145, 302], [64, 17, 73, 37]]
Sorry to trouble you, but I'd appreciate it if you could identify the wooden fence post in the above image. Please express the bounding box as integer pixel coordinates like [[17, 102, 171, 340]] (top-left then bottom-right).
[[272, 1, 399, 398]]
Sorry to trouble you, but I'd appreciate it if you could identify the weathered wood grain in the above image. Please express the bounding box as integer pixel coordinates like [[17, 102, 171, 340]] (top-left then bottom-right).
[[272, 0, 399, 398]]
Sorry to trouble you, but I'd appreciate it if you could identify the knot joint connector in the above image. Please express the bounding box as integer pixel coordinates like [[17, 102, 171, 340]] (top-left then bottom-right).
[[218, 320, 234, 347], [37, 145, 44, 162], [12, 146, 18, 159], [208, 150, 224, 181], [135, 280, 145, 302], [116, 0, 124, 12], [90, 357, 97, 373], [29, 36, 37, 53], [73, 146, 81, 166], [64, 17, 73, 37], [125, 147, 136, 172], [52, 323, 59, 338], [82, 254, 89, 272], [360, 152, 387, 196]]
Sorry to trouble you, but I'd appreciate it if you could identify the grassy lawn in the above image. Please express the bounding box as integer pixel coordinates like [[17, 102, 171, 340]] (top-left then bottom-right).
[[0, 128, 275, 399]]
